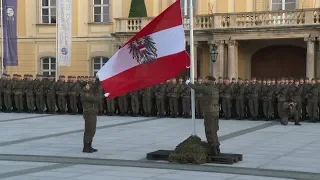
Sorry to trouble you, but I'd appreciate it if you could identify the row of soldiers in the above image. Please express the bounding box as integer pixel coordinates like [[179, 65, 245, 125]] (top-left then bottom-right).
[[0, 73, 318, 123], [216, 76, 319, 123]]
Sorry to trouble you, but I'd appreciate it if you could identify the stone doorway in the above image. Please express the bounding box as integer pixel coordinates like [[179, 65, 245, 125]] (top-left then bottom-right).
[[251, 45, 306, 79]]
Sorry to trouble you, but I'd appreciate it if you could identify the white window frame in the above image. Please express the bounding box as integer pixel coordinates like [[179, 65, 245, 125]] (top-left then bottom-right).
[[93, 0, 110, 23], [92, 56, 109, 76], [41, 57, 56, 76], [271, 0, 296, 10], [40, 0, 56, 24]]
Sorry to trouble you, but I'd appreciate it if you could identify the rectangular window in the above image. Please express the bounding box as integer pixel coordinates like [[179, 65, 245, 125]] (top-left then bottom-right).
[[93, 0, 110, 23], [271, 0, 296, 10], [41, 0, 56, 24]]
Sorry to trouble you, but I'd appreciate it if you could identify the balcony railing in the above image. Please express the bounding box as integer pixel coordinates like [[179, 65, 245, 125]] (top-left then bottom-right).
[[114, 8, 320, 33]]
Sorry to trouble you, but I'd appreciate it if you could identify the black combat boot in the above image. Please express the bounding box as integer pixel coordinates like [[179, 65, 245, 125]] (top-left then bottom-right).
[[82, 143, 94, 153], [89, 142, 98, 152]]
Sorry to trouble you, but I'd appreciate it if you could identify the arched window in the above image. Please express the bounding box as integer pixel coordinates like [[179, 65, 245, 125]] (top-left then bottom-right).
[[40, 57, 56, 76], [92, 56, 109, 76]]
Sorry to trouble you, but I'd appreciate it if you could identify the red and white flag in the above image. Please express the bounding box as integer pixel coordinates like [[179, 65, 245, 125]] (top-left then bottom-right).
[[97, 0, 190, 98]]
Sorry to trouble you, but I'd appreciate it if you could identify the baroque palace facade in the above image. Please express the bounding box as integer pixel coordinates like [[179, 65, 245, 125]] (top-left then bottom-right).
[[1, 0, 320, 79]]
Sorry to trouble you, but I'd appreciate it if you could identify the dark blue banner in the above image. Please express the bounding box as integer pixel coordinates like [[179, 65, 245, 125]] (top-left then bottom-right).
[[2, 0, 18, 66]]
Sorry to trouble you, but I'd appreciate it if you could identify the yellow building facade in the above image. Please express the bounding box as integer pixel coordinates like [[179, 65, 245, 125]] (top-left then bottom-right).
[[3, 0, 320, 79]]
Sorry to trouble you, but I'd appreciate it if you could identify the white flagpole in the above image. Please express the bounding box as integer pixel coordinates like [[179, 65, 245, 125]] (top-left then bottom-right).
[[1, 0, 4, 75], [55, 0, 58, 81], [189, 0, 196, 135]]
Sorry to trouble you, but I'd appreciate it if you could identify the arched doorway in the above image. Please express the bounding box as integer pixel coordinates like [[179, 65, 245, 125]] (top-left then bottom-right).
[[251, 45, 306, 78]]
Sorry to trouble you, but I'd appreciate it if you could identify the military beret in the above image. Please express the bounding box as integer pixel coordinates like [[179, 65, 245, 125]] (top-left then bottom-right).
[[60, 75, 65, 78], [232, 78, 236, 80], [305, 77, 309, 80], [85, 76, 88, 78], [311, 78, 315, 81], [245, 79, 248, 81], [77, 76, 81, 78], [206, 76, 216, 81], [251, 77, 256, 80], [238, 77, 243, 80]]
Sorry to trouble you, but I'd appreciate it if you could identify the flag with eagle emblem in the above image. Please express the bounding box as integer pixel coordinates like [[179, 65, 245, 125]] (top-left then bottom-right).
[[97, 0, 190, 98]]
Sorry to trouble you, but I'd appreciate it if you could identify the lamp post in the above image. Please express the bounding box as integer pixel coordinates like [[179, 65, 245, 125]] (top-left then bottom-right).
[[210, 44, 218, 63]]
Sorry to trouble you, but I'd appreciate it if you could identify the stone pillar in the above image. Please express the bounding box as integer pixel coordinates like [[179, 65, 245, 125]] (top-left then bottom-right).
[[305, 36, 316, 78], [211, 40, 225, 78], [247, 0, 254, 12], [227, 40, 238, 79], [228, 0, 235, 12]]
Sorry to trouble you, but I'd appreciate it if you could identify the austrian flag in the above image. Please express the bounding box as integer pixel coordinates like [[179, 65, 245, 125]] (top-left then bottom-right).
[[97, 0, 190, 98]]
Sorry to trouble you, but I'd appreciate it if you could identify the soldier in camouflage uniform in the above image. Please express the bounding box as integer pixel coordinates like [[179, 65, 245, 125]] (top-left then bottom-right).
[[221, 78, 232, 119], [154, 82, 167, 117], [167, 78, 179, 118], [261, 79, 274, 120], [180, 81, 191, 118], [280, 102, 301, 126], [234, 78, 245, 120], [187, 76, 221, 156], [247, 77, 259, 120], [34, 75, 45, 113], [0, 74, 4, 111], [13, 75, 25, 112], [118, 94, 128, 116], [25, 74, 35, 112], [306, 78, 318, 122], [69, 76, 80, 115], [45, 75, 56, 114], [57, 75, 69, 114], [195, 77, 203, 118]]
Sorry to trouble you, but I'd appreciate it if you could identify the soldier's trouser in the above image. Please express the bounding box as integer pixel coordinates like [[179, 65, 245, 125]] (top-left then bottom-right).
[[143, 97, 152, 115], [263, 100, 273, 117], [66, 95, 71, 112], [296, 101, 302, 121], [77, 95, 83, 113], [26, 94, 35, 111], [204, 112, 220, 147], [169, 97, 178, 116], [248, 98, 258, 118], [107, 99, 115, 113], [58, 95, 67, 112], [232, 99, 236, 116], [302, 99, 308, 118], [182, 97, 191, 116], [70, 95, 78, 113], [307, 101, 318, 119], [0, 92, 3, 109], [273, 99, 279, 118], [4, 93, 12, 110], [83, 114, 97, 143], [131, 96, 140, 114], [277, 101, 285, 118], [46, 94, 56, 113], [195, 98, 203, 117], [236, 99, 245, 117], [35, 95, 44, 112], [14, 94, 24, 111], [118, 97, 128, 113], [222, 98, 232, 118], [156, 98, 165, 115], [98, 98, 105, 113]]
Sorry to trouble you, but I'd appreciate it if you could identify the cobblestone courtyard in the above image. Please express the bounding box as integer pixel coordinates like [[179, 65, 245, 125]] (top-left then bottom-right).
[[0, 113, 319, 179]]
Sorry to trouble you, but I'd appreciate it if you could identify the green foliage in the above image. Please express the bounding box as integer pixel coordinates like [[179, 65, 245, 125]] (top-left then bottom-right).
[[128, 0, 148, 17], [168, 135, 210, 164]]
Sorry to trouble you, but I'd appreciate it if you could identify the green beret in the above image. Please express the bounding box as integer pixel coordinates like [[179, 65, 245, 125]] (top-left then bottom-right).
[[206, 76, 216, 81]]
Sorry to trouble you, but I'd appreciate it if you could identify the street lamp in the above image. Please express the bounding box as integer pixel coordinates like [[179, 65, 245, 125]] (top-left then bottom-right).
[[210, 45, 218, 63]]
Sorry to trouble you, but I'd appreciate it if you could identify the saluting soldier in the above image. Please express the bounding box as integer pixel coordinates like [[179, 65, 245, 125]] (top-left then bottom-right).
[[306, 78, 318, 122], [186, 76, 221, 156], [154, 82, 167, 117], [221, 78, 232, 119], [234, 78, 245, 120], [167, 78, 179, 118], [130, 90, 140, 117], [180, 81, 191, 118]]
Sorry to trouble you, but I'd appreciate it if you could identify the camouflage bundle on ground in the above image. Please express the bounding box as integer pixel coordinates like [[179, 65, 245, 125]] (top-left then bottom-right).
[[168, 135, 210, 164]]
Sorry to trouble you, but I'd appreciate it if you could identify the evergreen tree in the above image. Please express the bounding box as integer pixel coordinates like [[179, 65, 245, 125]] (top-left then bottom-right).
[[128, 0, 147, 17]]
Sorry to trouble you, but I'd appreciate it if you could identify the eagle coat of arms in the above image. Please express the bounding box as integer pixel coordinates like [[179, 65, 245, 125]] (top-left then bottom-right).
[[128, 36, 158, 64]]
